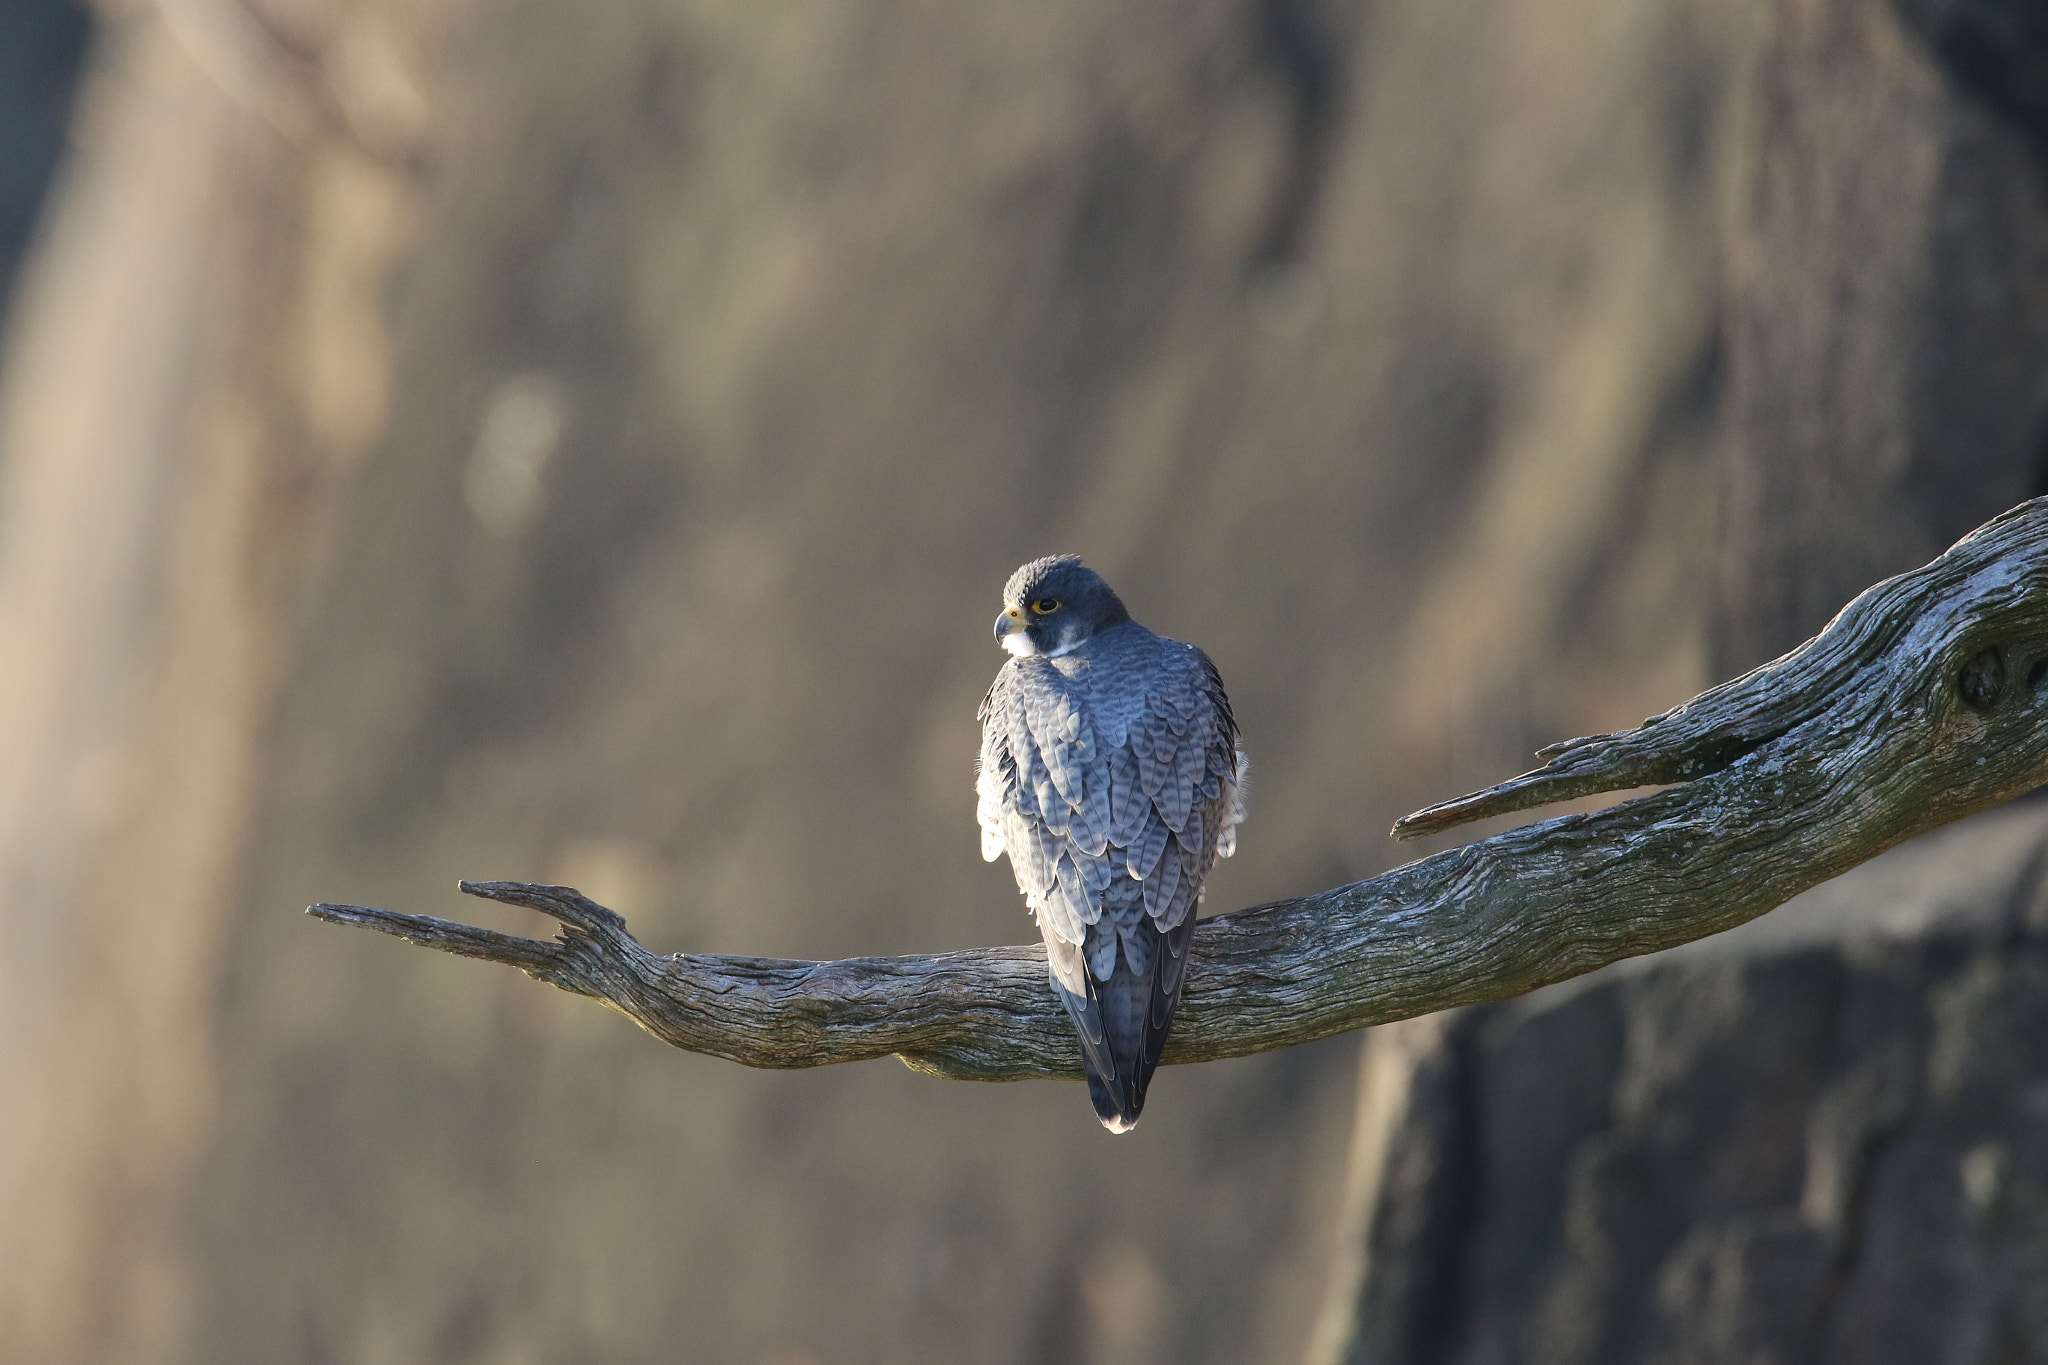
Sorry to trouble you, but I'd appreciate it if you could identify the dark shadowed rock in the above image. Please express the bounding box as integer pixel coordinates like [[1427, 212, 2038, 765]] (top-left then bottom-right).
[[0, 0, 87, 313], [1337, 805, 2048, 1365]]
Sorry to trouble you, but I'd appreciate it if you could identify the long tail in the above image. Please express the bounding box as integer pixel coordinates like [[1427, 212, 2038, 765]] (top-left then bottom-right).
[[1050, 917, 1198, 1132]]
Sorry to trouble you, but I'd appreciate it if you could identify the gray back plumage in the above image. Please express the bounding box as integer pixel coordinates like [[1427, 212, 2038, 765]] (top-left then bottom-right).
[[977, 618, 1245, 987]]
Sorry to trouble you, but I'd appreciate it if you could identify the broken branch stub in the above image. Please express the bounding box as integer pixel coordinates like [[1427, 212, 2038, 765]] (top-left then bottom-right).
[[310, 498, 2048, 1081]]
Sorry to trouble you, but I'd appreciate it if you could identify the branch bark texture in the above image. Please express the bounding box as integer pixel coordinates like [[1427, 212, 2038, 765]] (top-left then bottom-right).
[[311, 499, 2048, 1080]]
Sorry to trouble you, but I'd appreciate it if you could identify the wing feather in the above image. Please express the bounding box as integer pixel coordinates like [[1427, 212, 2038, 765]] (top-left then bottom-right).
[[1155, 759, 1192, 837], [1108, 746, 1148, 844], [1117, 644, 1244, 931], [1085, 921, 1119, 979], [1035, 698, 1087, 808], [975, 750, 1010, 861], [1127, 811, 1170, 880], [1134, 730, 1168, 799], [1077, 776, 1113, 856], [1148, 916, 1196, 1033], [1024, 817, 1061, 891], [1055, 853, 1098, 929], [1142, 838, 1183, 921], [1157, 840, 1200, 931]]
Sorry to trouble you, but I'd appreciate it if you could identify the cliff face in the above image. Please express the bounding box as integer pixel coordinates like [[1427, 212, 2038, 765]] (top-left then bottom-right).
[[0, 0, 2044, 1362], [1319, 6, 2048, 1352], [1716, 0, 2048, 672], [1337, 806, 2048, 1365]]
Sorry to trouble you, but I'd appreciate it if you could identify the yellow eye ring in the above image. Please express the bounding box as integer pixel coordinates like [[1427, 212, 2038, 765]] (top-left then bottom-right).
[[1030, 598, 1061, 615]]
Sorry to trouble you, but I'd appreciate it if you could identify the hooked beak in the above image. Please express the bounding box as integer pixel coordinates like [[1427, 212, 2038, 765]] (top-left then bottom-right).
[[993, 607, 1026, 643]]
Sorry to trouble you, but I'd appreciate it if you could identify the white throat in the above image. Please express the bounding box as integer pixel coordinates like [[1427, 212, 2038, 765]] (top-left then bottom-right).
[[1003, 630, 1085, 659]]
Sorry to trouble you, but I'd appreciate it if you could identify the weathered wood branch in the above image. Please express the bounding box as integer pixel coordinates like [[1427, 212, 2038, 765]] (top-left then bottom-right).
[[310, 499, 2048, 1080]]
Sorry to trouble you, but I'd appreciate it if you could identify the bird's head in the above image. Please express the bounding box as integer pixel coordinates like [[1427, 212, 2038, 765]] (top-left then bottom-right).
[[994, 555, 1130, 658]]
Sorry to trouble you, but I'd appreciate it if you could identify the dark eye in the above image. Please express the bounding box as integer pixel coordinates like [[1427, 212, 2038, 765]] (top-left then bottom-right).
[[1030, 598, 1061, 615]]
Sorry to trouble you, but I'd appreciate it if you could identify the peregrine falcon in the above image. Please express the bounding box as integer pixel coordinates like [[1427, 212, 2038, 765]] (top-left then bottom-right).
[[977, 555, 1246, 1131]]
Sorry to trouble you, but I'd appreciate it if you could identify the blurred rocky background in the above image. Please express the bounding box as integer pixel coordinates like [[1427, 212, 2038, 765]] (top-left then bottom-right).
[[0, 0, 89, 306], [1, 0, 2045, 1362]]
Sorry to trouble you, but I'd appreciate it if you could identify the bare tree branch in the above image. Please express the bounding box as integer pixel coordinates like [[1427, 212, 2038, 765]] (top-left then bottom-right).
[[310, 499, 2048, 1080]]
